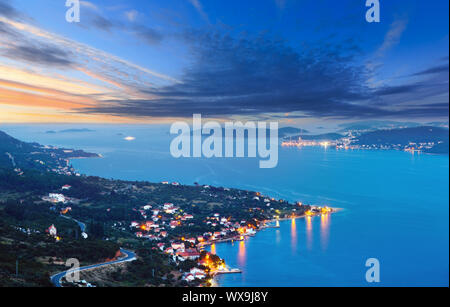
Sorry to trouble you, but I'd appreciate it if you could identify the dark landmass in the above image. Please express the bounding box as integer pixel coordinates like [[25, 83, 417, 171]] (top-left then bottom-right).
[[337, 120, 421, 133], [285, 133, 344, 141], [282, 125, 449, 154], [425, 121, 449, 128], [46, 129, 96, 134], [191, 126, 308, 138], [0, 130, 100, 175], [351, 126, 449, 154], [278, 127, 309, 136]]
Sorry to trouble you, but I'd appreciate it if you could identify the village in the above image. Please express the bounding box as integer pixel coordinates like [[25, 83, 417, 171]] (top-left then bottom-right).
[[34, 176, 335, 287]]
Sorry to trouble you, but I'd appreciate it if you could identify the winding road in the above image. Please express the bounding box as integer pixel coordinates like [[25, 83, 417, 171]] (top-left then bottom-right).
[[50, 248, 136, 287]]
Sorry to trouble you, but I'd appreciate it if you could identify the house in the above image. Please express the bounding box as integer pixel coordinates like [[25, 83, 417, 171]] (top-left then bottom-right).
[[165, 207, 178, 214], [131, 221, 139, 227], [146, 221, 158, 228], [181, 249, 201, 260], [190, 267, 206, 279], [48, 193, 66, 203], [48, 224, 57, 237], [171, 242, 185, 250], [163, 203, 174, 209]]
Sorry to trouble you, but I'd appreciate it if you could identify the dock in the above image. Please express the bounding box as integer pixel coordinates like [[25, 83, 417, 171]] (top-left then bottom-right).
[[214, 268, 242, 275]]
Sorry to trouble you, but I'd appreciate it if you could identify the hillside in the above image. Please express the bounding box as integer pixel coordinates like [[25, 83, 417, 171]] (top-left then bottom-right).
[[351, 126, 449, 153], [0, 130, 99, 174]]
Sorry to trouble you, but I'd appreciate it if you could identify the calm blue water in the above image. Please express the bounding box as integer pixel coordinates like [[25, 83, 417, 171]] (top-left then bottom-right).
[[1, 124, 448, 286]]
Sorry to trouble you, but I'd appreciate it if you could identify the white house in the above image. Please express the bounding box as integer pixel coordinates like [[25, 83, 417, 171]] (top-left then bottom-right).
[[48, 193, 66, 203], [48, 224, 57, 237]]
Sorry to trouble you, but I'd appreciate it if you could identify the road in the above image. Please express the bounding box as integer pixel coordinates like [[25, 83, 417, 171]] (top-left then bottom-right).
[[50, 248, 136, 287], [59, 214, 86, 233]]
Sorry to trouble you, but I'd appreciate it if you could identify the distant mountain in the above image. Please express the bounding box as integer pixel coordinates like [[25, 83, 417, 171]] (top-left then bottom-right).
[[352, 126, 449, 153], [191, 126, 308, 138], [284, 133, 344, 141], [338, 121, 421, 133], [46, 129, 95, 134], [278, 127, 309, 137]]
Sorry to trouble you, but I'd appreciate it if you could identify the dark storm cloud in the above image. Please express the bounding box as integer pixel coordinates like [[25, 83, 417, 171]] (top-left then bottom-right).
[[78, 31, 448, 119]]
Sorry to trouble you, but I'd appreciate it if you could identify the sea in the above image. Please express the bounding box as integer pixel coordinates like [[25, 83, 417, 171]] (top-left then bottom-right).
[[1, 124, 448, 287]]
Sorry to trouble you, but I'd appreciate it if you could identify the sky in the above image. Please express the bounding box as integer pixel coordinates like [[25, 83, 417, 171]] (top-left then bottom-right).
[[0, 0, 448, 125]]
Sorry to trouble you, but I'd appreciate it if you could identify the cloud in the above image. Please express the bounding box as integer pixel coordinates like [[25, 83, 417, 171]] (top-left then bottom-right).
[[125, 10, 139, 22], [367, 19, 408, 72], [133, 25, 164, 45], [0, 16, 177, 83], [75, 5, 163, 45], [377, 19, 408, 56], [2, 43, 74, 67], [78, 30, 448, 120], [88, 14, 116, 32], [0, 0, 21, 19], [412, 64, 449, 76], [188, 0, 210, 23], [80, 1, 100, 12]]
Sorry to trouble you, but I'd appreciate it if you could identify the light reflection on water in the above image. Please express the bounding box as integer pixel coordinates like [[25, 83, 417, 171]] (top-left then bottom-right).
[[291, 218, 297, 254], [306, 216, 313, 250], [237, 240, 246, 267], [320, 214, 330, 251]]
